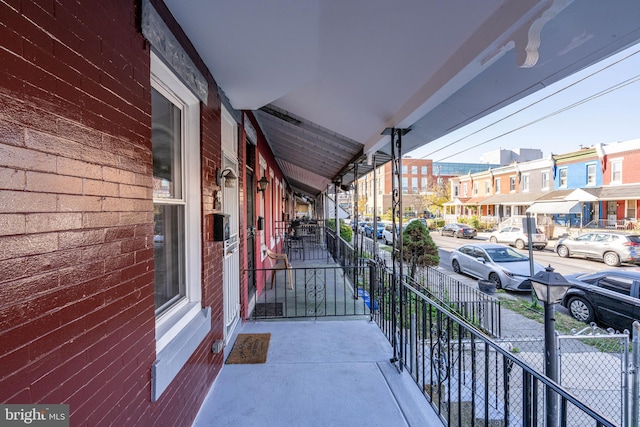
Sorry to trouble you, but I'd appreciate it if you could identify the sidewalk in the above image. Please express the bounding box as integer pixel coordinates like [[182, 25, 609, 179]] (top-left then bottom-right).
[[192, 320, 442, 427]]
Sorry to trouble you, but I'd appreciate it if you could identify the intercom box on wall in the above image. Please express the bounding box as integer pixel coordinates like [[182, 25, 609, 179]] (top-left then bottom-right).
[[213, 213, 230, 241], [257, 216, 264, 231]]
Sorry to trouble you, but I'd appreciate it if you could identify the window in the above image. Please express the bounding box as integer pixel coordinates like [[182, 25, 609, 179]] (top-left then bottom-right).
[[421, 166, 428, 174], [485, 181, 490, 194], [462, 183, 468, 196], [509, 176, 516, 192], [402, 165, 408, 174], [541, 171, 549, 189], [152, 59, 201, 320], [626, 200, 636, 219], [559, 168, 567, 188], [411, 177, 418, 193], [473, 182, 478, 195], [522, 174, 529, 192], [421, 177, 428, 192], [411, 165, 417, 174], [453, 185, 459, 197], [402, 177, 408, 193], [611, 160, 622, 183], [495, 178, 501, 193], [586, 163, 596, 186], [151, 53, 206, 401]]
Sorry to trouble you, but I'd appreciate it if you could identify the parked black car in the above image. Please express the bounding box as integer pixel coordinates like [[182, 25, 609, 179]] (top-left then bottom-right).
[[561, 270, 640, 332], [440, 223, 477, 239]]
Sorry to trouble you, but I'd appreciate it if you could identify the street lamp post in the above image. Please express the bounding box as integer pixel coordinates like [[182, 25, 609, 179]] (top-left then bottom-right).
[[530, 265, 571, 427]]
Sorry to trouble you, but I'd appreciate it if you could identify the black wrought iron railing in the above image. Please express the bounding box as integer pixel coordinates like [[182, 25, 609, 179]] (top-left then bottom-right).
[[251, 226, 614, 425], [370, 260, 615, 427], [249, 265, 373, 320]]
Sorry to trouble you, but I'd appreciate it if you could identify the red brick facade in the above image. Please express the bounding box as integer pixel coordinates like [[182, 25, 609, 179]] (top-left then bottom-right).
[[0, 1, 271, 425]]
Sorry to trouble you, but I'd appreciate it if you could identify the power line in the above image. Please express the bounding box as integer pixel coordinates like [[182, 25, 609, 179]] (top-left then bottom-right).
[[435, 73, 640, 162], [415, 48, 640, 162]]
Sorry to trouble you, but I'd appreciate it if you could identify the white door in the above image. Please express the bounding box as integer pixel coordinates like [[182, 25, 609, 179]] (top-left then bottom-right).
[[221, 107, 240, 343]]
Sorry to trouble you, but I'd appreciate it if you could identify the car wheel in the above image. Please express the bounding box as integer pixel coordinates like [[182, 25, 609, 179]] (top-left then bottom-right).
[[603, 251, 621, 267], [556, 245, 569, 258], [454, 232, 459, 238], [489, 236, 498, 243], [488, 272, 502, 289], [452, 259, 461, 274], [515, 239, 525, 250], [568, 297, 594, 323]]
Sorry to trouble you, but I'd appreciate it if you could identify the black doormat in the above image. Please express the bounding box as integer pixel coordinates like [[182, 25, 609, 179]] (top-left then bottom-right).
[[253, 302, 284, 317]]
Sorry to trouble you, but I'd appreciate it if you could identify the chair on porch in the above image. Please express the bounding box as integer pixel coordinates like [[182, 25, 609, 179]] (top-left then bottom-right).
[[265, 248, 294, 290]]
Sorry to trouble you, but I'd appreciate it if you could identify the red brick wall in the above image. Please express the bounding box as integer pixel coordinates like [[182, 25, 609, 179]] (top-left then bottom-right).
[[0, 1, 224, 426]]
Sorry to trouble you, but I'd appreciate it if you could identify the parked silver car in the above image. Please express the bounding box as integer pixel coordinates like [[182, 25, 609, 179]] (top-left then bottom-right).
[[489, 226, 547, 250], [555, 231, 640, 267], [450, 243, 545, 291]]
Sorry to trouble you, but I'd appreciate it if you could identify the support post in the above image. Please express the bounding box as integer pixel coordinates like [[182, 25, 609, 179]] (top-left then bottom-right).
[[632, 321, 640, 427], [544, 303, 559, 427]]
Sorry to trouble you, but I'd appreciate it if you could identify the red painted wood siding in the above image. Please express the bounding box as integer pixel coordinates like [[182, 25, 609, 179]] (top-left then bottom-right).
[[0, 1, 225, 426]]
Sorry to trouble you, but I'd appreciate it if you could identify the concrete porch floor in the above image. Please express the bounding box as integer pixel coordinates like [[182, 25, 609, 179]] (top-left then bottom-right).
[[192, 319, 442, 427]]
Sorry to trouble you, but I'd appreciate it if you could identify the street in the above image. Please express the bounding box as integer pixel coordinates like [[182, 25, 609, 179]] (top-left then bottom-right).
[[429, 231, 640, 277]]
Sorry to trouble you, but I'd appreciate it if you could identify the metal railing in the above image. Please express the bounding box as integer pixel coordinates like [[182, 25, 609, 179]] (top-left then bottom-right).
[[250, 226, 616, 425], [370, 260, 616, 426], [584, 218, 638, 231], [249, 265, 372, 319], [409, 269, 501, 338], [327, 228, 502, 337]]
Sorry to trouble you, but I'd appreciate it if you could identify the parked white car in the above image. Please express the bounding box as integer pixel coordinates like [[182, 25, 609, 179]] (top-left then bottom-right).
[[489, 226, 547, 250], [382, 223, 405, 245]]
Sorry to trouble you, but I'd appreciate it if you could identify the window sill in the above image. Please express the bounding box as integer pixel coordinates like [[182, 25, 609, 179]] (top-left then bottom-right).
[[152, 305, 211, 401]]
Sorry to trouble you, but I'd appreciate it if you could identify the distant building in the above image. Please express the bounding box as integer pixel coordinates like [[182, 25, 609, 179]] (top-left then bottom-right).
[[353, 157, 498, 218], [480, 148, 543, 165]]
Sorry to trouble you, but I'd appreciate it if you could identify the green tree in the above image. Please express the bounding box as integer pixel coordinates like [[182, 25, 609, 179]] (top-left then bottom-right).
[[425, 181, 450, 217], [402, 220, 440, 279], [357, 197, 367, 217]]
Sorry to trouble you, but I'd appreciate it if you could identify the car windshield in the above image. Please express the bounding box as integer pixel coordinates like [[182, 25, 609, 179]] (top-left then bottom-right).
[[485, 247, 529, 262]]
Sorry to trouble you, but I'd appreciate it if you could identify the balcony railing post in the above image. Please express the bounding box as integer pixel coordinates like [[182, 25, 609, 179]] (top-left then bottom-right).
[[632, 321, 640, 426]]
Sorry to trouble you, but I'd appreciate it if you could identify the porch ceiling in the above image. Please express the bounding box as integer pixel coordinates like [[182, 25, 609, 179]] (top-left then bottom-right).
[[163, 0, 640, 197]]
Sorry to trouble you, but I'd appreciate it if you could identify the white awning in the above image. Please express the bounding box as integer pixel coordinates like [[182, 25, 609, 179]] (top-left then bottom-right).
[[526, 201, 582, 215]]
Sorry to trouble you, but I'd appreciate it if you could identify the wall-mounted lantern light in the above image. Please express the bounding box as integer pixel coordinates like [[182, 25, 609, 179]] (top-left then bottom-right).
[[216, 167, 238, 188], [257, 176, 269, 193]]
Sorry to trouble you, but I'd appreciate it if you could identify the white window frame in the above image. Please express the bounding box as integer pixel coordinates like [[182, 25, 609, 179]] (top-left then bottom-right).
[[522, 174, 529, 192], [586, 163, 596, 186], [485, 181, 490, 195], [495, 178, 501, 193], [541, 171, 549, 190], [611, 159, 622, 184], [559, 168, 568, 188], [509, 176, 516, 192], [150, 52, 207, 401]]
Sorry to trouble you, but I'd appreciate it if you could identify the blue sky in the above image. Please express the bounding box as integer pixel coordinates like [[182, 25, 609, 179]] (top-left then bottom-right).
[[408, 43, 640, 164]]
